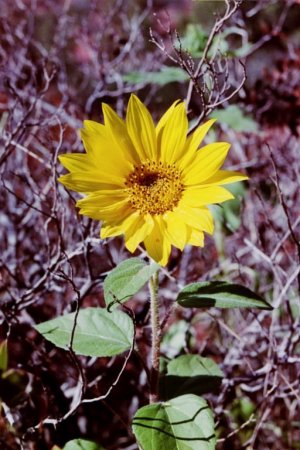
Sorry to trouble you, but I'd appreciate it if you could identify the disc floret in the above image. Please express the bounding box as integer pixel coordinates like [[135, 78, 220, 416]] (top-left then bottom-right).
[[125, 160, 183, 215]]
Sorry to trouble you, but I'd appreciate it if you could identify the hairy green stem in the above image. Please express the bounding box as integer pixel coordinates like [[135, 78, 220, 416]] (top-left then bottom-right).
[[148, 270, 160, 404]]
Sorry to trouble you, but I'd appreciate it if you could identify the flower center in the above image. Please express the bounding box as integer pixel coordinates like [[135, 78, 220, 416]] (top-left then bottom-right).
[[125, 160, 184, 215]]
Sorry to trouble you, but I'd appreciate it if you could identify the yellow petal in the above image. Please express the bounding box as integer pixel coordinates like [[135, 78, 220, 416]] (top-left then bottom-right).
[[100, 222, 125, 238], [174, 205, 214, 234], [59, 153, 95, 172], [187, 228, 205, 247], [81, 199, 130, 221], [58, 172, 124, 192], [76, 189, 126, 208], [156, 99, 181, 150], [81, 128, 132, 177], [101, 103, 140, 164], [159, 102, 188, 164], [184, 142, 231, 185], [101, 211, 139, 239], [164, 213, 187, 251], [188, 119, 217, 152], [178, 119, 216, 169], [182, 186, 234, 207], [126, 94, 156, 161], [201, 169, 249, 186], [80, 122, 108, 162], [125, 214, 154, 252], [83, 120, 106, 134], [144, 217, 171, 266]]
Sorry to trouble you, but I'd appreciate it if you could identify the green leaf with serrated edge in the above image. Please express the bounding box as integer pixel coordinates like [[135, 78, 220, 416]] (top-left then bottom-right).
[[160, 355, 223, 400], [0, 340, 8, 372], [35, 308, 133, 357], [63, 439, 105, 450], [132, 394, 216, 450], [177, 282, 272, 310], [104, 258, 159, 308]]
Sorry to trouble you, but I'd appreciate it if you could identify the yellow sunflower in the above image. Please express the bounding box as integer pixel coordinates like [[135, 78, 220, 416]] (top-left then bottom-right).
[[59, 94, 248, 265]]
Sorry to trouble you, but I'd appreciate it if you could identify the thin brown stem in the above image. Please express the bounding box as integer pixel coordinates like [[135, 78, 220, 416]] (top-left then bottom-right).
[[148, 270, 160, 403]]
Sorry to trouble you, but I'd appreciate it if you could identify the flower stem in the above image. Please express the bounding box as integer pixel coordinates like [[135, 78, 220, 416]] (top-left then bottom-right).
[[148, 270, 160, 404]]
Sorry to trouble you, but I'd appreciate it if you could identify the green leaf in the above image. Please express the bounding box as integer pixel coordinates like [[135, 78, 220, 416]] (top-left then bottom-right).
[[212, 105, 258, 133], [35, 307, 134, 357], [232, 397, 256, 422], [122, 66, 189, 86], [104, 258, 159, 308], [132, 394, 216, 450], [180, 24, 208, 57], [167, 355, 223, 378], [177, 281, 272, 310], [160, 355, 223, 400], [63, 439, 104, 450], [0, 340, 8, 372]]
